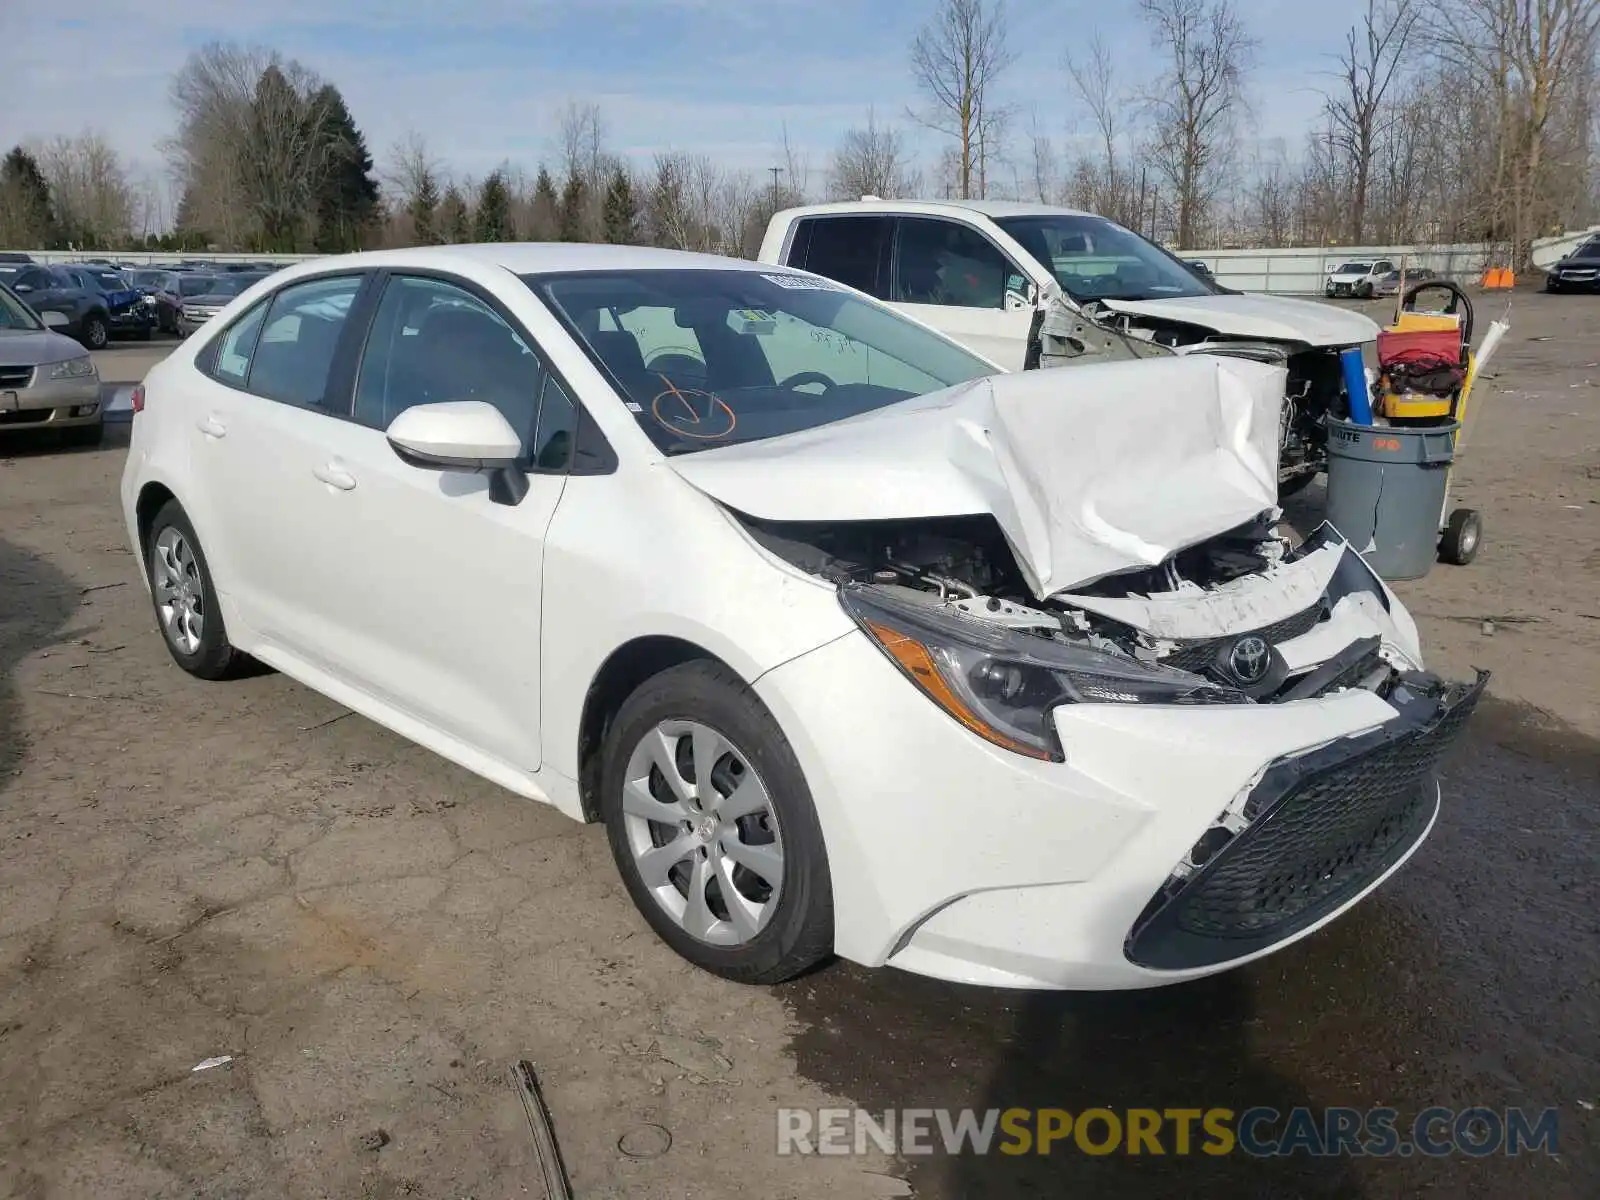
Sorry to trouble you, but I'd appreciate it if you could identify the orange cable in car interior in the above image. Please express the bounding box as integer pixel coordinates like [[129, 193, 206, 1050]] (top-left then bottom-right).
[[861, 620, 1052, 761]]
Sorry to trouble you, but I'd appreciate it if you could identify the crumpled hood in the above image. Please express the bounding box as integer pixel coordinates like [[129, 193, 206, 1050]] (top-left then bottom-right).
[[1098, 292, 1380, 347], [667, 355, 1285, 598], [0, 329, 88, 367]]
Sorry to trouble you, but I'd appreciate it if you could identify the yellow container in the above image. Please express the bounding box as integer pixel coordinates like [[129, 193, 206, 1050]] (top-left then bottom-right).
[[1380, 391, 1455, 420], [1389, 311, 1461, 333]]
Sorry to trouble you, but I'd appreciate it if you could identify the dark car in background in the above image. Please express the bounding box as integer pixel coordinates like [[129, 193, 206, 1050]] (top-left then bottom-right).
[[127, 268, 208, 334], [1372, 265, 1438, 298], [8, 264, 156, 348], [1545, 236, 1600, 293], [177, 271, 268, 335]]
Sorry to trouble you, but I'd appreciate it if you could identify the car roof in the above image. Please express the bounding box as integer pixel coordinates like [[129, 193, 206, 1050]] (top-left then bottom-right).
[[263, 243, 778, 281], [774, 198, 1096, 222]]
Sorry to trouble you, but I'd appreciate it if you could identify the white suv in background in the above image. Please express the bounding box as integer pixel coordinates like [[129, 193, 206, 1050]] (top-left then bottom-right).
[[1324, 259, 1396, 298], [757, 200, 1381, 492]]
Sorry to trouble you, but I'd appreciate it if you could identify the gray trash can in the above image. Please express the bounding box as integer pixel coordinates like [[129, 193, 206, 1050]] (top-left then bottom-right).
[[1323, 417, 1459, 581]]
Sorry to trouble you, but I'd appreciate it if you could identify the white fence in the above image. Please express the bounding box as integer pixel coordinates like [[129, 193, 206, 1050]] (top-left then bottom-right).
[[9, 224, 1598, 296]]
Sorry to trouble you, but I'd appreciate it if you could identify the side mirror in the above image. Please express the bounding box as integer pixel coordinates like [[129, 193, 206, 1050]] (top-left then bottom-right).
[[386, 400, 529, 506], [40, 310, 68, 329]]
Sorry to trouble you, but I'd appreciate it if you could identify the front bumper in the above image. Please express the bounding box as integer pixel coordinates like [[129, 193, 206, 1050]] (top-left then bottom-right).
[[756, 624, 1482, 990], [0, 374, 103, 430], [1547, 269, 1599, 291], [179, 308, 222, 336]]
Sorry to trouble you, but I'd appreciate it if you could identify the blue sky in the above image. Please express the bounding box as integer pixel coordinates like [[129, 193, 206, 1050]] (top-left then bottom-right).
[[3, 1, 1371, 200]]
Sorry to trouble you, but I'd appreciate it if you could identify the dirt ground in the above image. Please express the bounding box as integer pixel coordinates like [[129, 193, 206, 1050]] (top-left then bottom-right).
[[1, 293, 1596, 1199]]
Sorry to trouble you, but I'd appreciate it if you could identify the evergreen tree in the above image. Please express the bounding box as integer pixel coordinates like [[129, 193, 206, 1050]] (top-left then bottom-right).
[[530, 166, 559, 240], [557, 172, 588, 242], [439, 184, 471, 243], [0, 146, 57, 248], [311, 85, 379, 252], [473, 170, 512, 241], [602, 166, 638, 244], [410, 167, 441, 244]]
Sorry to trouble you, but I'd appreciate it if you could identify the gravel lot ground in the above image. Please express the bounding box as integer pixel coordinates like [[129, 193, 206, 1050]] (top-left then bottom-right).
[[1, 294, 1596, 1199]]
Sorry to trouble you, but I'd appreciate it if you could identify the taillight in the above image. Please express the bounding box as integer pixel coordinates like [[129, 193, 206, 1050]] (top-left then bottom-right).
[[131, 384, 145, 414]]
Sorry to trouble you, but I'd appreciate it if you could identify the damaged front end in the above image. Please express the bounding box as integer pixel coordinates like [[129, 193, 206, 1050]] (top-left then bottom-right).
[[738, 505, 1487, 971], [739, 509, 1435, 762]]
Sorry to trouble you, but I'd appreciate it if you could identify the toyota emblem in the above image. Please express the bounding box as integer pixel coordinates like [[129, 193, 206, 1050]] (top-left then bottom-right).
[[1227, 635, 1271, 685]]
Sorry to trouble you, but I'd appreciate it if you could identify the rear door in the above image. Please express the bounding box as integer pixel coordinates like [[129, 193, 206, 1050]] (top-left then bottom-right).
[[184, 271, 372, 660], [888, 216, 1035, 369], [784, 215, 892, 298]]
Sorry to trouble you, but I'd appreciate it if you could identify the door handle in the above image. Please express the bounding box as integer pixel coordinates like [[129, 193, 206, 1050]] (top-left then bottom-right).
[[312, 462, 357, 491], [196, 415, 226, 438]]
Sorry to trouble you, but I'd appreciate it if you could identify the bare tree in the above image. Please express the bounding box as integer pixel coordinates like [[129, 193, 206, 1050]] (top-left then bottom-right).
[[165, 43, 340, 251], [1437, 0, 1600, 265], [1024, 108, 1057, 202], [385, 132, 443, 244], [1138, 0, 1256, 248], [1321, 0, 1419, 243], [33, 132, 136, 247], [828, 109, 921, 199], [908, 0, 1015, 198], [1063, 30, 1147, 225]]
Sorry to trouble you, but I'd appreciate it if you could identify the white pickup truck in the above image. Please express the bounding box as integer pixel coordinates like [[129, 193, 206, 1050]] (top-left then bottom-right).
[[757, 199, 1381, 492]]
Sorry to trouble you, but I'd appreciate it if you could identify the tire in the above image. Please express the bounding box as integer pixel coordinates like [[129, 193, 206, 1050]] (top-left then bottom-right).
[[1438, 508, 1482, 566], [144, 500, 245, 680], [599, 660, 834, 984], [1356, 282, 1373, 298], [61, 420, 103, 449], [80, 313, 109, 350]]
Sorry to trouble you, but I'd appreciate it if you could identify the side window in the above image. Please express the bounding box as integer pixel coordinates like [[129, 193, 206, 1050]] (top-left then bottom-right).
[[795, 216, 892, 297], [246, 274, 363, 410], [892, 217, 1014, 309], [354, 274, 544, 452], [207, 301, 268, 386], [531, 376, 579, 470], [14, 269, 47, 291]]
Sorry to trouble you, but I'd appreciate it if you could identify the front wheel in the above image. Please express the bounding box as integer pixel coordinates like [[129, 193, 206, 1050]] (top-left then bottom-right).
[[600, 660, 834, 984], [1438, 508, 1482, 566]]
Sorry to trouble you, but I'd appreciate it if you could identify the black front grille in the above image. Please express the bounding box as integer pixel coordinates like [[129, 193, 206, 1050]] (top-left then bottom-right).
[[0, 365, 34, 388], [1126, 671, 1487, 970], [1159, 603, 1326, 675]]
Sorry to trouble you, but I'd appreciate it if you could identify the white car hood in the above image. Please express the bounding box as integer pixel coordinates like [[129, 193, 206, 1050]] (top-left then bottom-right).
[[667, 355, 1285, 599], [1098, 292, 1379, 347]]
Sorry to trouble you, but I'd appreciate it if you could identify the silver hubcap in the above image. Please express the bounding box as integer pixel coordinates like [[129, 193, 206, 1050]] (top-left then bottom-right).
[[152, 526, 205, 655], [621, 720, 784, 946]]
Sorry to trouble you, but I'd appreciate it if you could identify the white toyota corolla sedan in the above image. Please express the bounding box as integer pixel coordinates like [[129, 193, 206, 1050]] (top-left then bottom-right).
[[120, 244, 1484, 989]]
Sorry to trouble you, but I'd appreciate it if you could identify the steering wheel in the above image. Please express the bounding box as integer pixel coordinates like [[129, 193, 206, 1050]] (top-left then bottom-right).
[[778, 370, 836, 392]]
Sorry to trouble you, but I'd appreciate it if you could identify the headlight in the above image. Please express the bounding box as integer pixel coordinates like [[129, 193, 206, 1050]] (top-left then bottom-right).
[[840, 587, 1247, 761], [50, 356, 98, 380]]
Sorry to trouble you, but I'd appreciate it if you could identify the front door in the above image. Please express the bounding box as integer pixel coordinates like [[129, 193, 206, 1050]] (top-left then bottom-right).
[[888, 216, 1036, 370], [289, 272, 576, 769]]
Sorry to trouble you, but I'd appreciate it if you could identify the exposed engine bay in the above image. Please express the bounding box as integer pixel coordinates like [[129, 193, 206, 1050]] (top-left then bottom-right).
[[1033, 300, 1357, 492], [741, 509, 1414, 706]]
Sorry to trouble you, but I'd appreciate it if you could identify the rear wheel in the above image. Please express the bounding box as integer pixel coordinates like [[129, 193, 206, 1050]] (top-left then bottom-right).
[[600, 660, 833, 984], [145, 501, 245, 680]]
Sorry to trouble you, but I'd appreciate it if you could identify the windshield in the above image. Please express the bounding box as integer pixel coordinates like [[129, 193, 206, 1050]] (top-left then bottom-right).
[[1336, 262, 1373, 273], [90, 271, 128, 290], [0, 285, 43, 331], [130, 270, 170, 288], [528, 268, 994, 455], [180, 275, 218, 297], [993, 214, 1217, 302]]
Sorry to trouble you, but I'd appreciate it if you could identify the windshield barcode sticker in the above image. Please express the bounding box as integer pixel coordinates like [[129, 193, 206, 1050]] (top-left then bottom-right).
[[761, 273, 848, 292]]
